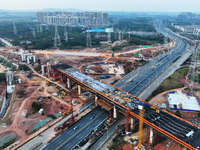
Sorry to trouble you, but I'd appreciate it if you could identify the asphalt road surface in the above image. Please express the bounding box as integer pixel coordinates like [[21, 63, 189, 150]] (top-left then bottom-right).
[[115, 19, 189, 97], [138, 51, 192, 100], [43, 106, 109, 150], [89, 116, 125, 150]]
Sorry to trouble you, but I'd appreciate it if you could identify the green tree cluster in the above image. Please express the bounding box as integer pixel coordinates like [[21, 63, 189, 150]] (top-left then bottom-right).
[[174, 110, 182, 118], [114, 18, 156, 32], [18, 64, 30, 71], [0, 73, 6, 83], [16, 90, 25, 98], [129, 35, 164, 45], [31, 102, 42, 112], [188, 73, 200, 83], [0, 57, 16, 71], [0, 22, 104, 50]]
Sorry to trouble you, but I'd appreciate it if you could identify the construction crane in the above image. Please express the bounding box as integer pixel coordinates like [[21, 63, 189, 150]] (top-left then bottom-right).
[[138, 105, 145, 149]]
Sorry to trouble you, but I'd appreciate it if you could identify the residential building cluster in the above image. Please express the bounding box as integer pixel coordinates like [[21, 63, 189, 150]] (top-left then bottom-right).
[[37, 11, 108, 27], [174, 25, 200, 34], [177, 12, 200, 20]]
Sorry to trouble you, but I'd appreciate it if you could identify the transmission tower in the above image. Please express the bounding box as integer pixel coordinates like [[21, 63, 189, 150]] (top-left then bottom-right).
[[13, 22, 17, 35], [64, 26, 68, 42], [36, 25, 40, 33], [114, 29, 118, 40], [53, 25, 61, 49], [118, 30, 122, 46], [39, 24, 43, 33], [86, 31, 92, 48], [185, 43, 200, 93], [107, 32, 111, 43], [32, 28, 36, 38]]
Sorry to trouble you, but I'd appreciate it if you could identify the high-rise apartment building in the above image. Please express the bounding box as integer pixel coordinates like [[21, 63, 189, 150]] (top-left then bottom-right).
[[37, 11, 108, 27]]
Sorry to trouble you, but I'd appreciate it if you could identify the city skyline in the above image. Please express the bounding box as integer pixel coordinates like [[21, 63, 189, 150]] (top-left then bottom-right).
[[1, 0, 200, 12]]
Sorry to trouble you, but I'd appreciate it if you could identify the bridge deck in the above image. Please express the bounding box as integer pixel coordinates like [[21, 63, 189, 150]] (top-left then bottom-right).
[[51, 64, 200, 150]]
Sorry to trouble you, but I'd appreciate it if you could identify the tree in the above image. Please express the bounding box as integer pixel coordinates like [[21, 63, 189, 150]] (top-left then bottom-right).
[[18, 64, 30, 71], [17, 90, 25, 98], [31, 102, 42, 112], [0, 73, 5, 83], [174, 110, 182, 118], [6, 62, 11, 68], [0, 57, 4, 63], [11, 65, 16, 71]]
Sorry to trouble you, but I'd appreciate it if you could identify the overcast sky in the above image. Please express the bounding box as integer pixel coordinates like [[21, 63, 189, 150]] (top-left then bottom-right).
[[1, 0, 200, 12]]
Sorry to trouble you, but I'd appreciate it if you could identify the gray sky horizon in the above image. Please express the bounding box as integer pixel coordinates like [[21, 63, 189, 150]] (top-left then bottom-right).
[[1, 0, 200, 12]]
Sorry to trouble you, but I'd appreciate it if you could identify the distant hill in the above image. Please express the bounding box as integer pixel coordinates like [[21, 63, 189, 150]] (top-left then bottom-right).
[[0, 8, 88, 13], [42, 8, 87, 12]]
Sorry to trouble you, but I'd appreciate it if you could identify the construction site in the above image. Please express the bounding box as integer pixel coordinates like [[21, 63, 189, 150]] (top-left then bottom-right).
[[0, 19, 199, 150], [0, 43, 182, 149]]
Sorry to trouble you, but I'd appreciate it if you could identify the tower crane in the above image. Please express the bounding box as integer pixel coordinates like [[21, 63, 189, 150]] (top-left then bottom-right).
[[138, 105, 145, 149]]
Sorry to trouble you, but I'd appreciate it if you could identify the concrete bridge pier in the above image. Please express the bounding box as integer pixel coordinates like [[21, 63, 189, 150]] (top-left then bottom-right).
[[149, 127, 154, 145], [59, 73, 63, 83], [113, 106, 117, 118], [41, 65, 46, 75], [46, 62, 51, 78], [95, 95, 98, 106], [110, 111, 112, 118], [125, 109, 130, 132], [78, 85, 81, 95], [130, 118, 136, 131], [67, 78, 71, 89], [52, 72, 56, 81]]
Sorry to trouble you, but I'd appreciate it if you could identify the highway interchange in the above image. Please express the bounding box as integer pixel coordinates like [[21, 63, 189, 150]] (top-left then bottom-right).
[[20, 19, 200, 150]]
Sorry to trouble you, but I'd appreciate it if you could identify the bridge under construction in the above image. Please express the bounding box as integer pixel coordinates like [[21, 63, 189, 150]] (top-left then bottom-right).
[[45, 63, 200, 150]]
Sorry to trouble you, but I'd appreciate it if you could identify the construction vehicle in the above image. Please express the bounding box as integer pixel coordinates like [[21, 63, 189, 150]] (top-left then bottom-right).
[[54, 121, 71, 133], [150, 105, 160, 113], [61, 91, 67, 96], [179, 103, 183, 109], [46, 95, 52, 100], [38, 87, 44, 92], [46, 81, 50, 86], [58, 94, 64, 99], [62, 109, 70, 116]]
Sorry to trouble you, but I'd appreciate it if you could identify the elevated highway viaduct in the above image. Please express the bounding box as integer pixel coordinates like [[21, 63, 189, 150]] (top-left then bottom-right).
[[44, 63, 200, 150]]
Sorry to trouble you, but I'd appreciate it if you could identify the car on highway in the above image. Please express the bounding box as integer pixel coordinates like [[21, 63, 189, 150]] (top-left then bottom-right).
[[90, 116, 95, 120], [74, 126, 78, 130]]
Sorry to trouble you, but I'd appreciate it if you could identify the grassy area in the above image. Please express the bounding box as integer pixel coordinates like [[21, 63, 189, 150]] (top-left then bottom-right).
[[0, 138, 16, 149], [188, 73, 200, 83], [147, 67, 189, 101]]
